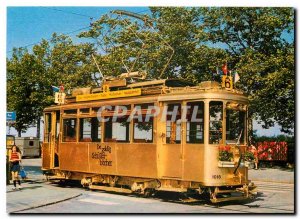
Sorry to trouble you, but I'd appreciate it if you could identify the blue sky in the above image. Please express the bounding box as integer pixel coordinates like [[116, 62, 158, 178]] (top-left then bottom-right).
[[6, 6, 291, 137], [7, 7, 150, 54], [7, 7, 294, 53]]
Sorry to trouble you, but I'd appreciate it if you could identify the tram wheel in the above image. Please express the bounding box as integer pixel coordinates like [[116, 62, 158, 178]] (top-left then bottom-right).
[[143, 188, 156, 198], [58, 180, 66, 186]]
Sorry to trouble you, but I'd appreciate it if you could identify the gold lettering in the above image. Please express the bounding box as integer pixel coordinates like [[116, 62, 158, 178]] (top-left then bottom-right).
[[76, 88, 141, 102]]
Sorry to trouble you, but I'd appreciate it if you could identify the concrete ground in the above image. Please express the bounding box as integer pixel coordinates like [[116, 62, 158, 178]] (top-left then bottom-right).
[[6, 158, 295, 213], [6, 158, 81, 213], [248, 167, 294, 184]]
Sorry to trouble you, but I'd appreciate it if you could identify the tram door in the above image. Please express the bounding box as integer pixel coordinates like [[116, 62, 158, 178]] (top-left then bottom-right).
[[160, 103, 183, 178], [50, 111, 60, 168]]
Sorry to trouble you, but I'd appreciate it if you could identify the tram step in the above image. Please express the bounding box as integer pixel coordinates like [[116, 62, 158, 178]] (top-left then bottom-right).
[[216, 189, 242, 194], [156, 187, 188, 192], [89, 185, 132, 194], [47, 176, 66, 180], [211, 195, 248, 203]]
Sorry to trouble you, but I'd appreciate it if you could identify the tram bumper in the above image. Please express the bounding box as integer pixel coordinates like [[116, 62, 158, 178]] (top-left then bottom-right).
[[210, 182, 257, 203]]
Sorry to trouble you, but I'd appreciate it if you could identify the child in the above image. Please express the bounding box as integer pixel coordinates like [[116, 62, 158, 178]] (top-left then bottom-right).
[[9, 145, 22, 190]]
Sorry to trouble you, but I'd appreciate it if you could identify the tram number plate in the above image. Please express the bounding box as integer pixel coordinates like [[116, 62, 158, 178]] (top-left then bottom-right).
[[212, 175, 221, 179]]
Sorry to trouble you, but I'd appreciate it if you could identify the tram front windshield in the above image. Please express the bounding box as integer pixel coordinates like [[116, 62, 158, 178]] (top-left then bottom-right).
[[226, 102, 246, 145]]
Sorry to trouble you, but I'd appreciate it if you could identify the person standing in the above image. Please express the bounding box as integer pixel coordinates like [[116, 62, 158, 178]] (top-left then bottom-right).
[[250, 143, 259, 170], [9, 145, 22, 190]]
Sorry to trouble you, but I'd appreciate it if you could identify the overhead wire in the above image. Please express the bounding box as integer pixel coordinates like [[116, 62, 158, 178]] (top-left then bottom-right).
[[7, 8, 153, 85], [110, 9, 174, 79], [95, 10, 155, 76], [7, 26, 91, 54], [91, 9, 151, 75], [44, 7, 150, 20], [7, 8, 151, 55], [44, 7, 95, 19], [7, 7, 98, 54]]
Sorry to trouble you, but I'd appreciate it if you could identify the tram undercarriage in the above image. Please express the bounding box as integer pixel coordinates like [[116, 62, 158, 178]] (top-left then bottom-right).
[[44, 169, 257, 203]]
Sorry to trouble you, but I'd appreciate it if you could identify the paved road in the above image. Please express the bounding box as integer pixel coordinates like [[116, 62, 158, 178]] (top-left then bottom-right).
[[7, 158, 295, 214], [18, 180, 294, 213]]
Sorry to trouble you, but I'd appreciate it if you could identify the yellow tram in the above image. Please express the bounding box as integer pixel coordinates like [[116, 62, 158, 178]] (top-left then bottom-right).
[[42, 72, 256, 203]]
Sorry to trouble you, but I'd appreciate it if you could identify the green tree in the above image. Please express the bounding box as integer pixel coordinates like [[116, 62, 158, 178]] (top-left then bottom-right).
[[7, 48, 42, 136], [7, 7, 294, 136], [78, 7, 228, 81], [7, 34, 96, 137], [78, 7, 294, 134], [237, 44, 294, 133], [46, 33, 96, 90], [200, 7, 294, 134]]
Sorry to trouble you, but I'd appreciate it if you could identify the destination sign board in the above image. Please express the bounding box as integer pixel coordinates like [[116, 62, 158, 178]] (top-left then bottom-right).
[[76, 88, 142, 102]]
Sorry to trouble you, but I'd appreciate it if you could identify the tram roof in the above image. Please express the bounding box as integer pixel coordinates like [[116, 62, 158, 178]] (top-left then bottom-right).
[[126, 78, 195, 88], [44, 78, 248, 112]]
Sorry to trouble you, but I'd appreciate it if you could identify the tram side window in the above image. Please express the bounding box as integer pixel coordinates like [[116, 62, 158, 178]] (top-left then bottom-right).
[[226, 108, 245, 144], [44, 113, 51, 143], [133, 103, 154, 143], [104, 116, 130, 143], [79, 118, 101, 142], [63, 118, 77, 142], [64, 109, 77, 115], [209, 101, 223, 144], [166, 104, 181, 144], [186, 102, 204, 144], [55, 111, 60, 139], [134, 116, 153, 143]]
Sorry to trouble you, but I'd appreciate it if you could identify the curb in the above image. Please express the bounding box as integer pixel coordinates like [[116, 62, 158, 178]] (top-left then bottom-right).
[[9, 193, 82, 213]]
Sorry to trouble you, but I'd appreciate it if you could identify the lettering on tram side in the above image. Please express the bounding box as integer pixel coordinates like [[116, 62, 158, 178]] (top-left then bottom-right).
[[91, 144, 113, 166]]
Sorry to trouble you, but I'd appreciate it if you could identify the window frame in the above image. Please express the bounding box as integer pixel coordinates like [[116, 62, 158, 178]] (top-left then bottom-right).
[[186, 101, 205, 144], [165, 103, 182, 144], [209, 101, 224, 144], [133, 116, 154, 143], [79, 117, 102, 142], [104, 116, 131, 143], [44, 113, 52, 143], [62, 118, 77, 142], [225, 102, 247, 145], [132, 103, 155, 143], [102, 105, 132, 143]]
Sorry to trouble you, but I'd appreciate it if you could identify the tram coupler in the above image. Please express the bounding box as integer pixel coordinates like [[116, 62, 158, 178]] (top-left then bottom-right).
[[210, 183, 257, 203]]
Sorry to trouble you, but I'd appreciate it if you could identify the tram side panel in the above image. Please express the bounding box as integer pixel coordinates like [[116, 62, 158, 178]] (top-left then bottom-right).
[[87, 143, 117, 175], [116, 143, 157, 178], [182, 144, 205, 182], [160, 143, 183, 178], [58, 142, 158, 179], [59, 142, 90, 173], [203, 145, 248, 186], [42, 143, 51, 170]]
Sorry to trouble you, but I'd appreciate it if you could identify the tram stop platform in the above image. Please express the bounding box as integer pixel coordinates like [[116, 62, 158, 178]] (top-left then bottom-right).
[[6, 180, 82, 213], [6, 158, 82, 213]]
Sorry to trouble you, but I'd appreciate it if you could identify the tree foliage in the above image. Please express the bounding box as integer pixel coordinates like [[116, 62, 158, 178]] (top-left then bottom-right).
[[78, 7, 228, 81], [199, 7, 294, 133], [7, 7, 295, 135], [78, 7, 294, 133], [7, 34, 96, 136], [7, 48, 41, 136]]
